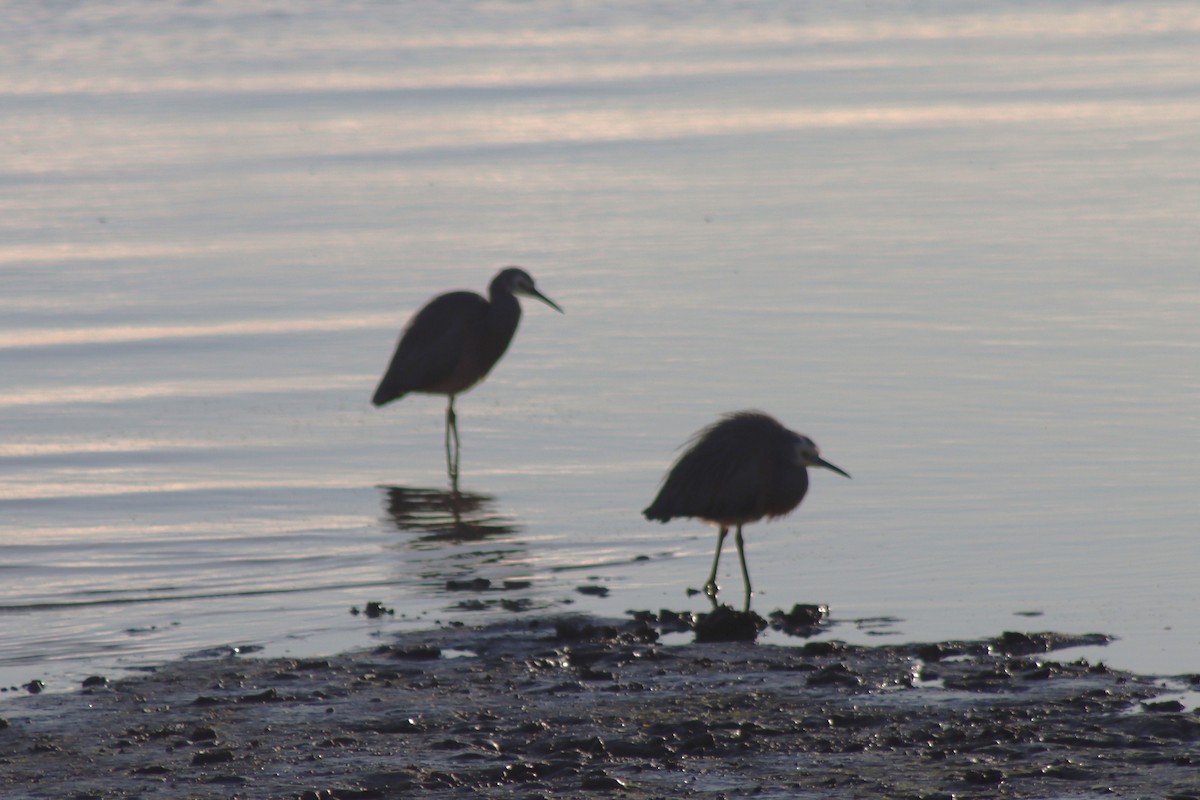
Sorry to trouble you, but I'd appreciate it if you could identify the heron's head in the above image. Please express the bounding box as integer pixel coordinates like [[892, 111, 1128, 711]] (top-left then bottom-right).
[[793, 435, 851, 478], [495, 266, 563, 313]]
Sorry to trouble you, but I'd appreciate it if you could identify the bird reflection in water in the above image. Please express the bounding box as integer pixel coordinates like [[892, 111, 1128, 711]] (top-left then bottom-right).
[[379, 484, 519, 544]]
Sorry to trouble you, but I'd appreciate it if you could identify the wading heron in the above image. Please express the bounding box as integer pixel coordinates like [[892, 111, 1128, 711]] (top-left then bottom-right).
[[372, 266, 562, 483], [643, 411, 850, 611]]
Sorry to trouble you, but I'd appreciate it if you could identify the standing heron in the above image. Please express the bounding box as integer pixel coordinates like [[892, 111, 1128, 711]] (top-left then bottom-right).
[[643, 411, 850, 611], [372, 266, 562, 483]]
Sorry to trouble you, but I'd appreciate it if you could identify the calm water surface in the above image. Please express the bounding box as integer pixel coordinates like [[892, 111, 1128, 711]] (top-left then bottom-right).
[[2, 1, 1198, 693]]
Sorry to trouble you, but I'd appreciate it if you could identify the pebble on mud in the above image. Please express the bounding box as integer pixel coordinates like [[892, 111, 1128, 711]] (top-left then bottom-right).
[[350, 601, 394, 617]]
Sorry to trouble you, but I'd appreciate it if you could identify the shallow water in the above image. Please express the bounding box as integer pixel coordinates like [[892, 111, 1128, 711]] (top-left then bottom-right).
[[2, 0, 1198, 693]]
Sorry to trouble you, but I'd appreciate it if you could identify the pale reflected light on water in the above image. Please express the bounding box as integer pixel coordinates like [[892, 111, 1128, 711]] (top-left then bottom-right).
[[1, 1, 1198, 693]]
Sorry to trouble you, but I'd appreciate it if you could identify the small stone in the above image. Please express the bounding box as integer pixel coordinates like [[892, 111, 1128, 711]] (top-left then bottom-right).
[[364, 601, 393, 618], [807, 664, 863, 687], [581, 773, 627, 790], [188, 726, 219, 742], [1143, 699, 1186, 713], [446, 578, 491, 591], [131, 765, 171, 775], [191, 749, 235, 766]]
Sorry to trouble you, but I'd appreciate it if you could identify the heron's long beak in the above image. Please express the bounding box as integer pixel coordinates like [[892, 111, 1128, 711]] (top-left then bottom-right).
[[815, 456, 851, 479], [529, 287, 563, 313]]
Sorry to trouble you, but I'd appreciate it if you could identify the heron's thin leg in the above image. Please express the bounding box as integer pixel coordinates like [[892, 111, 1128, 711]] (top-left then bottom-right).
[[445, 396, 460, 486], [444, 399, 452, 477], [451, 402, 460, 478], [734, 524, 751, 612], [704, 526, 729, 606]]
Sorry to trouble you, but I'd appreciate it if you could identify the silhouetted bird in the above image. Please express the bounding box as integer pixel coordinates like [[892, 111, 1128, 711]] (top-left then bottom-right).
[[372, 267, 562, 482], [644, 411, 850, 611]]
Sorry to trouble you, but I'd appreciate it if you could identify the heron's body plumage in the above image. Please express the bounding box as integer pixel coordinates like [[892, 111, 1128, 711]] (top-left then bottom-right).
[[372, 289, 521, 405], [643, 412, 809, 526]]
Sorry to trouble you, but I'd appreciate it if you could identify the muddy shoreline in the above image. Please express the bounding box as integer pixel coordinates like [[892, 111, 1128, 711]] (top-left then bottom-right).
[[2, 613, 1198, 799]]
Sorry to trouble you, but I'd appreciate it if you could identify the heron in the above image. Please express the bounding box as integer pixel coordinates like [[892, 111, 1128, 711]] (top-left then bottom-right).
[[643, 411, 850, 611], [372, 266, 562, 483]]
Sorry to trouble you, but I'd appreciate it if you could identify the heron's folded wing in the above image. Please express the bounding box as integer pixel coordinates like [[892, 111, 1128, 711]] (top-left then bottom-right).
[[372, 292, 484, 404]]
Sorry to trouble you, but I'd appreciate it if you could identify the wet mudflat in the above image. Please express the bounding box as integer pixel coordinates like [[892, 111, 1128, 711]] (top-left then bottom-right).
[[2, 614, 1198, 799]]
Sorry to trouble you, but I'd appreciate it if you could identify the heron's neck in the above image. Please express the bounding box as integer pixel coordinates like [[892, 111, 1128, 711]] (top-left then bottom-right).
[[482, 292, 522, 363]]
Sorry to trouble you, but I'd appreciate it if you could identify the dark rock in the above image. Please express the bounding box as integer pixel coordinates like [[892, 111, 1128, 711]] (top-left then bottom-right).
[[131, 765, 170, 775], [1040, 760, 1095, 780], [806, 663, 863, 688], [376, 644, 441, 660], [430, 738, 466, 750], [943, 667, 1015, 691], [992, 631, 1111, 655], [191, 749, 235, 766], [188, 726, 219, 742], [769, 604, 829, 636], [498, 761, 544, 782], [363, 601, 393, 618], [653, 608, 695, 633], [694, 606, 766, 643], [577, 667, 614, 681], [580, 772, 626, 790], [1021, 665, 1054, 680], [962, 767, 1005, 784], [446, 578, 491, 591], [802, 641, 848, 657], [916, 643, 957, 662], [204, 773, 247, 784], [1143, 700, 1186, 713], [678, 730, 717, 752], [552, 736, 606, 755], [454, 599, 490, 611], [501, 598, 534, 612]]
